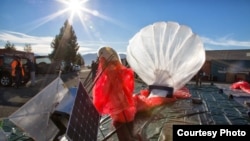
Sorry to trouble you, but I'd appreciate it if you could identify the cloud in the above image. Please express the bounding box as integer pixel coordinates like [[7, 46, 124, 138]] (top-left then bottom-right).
[[0, 30, 128, 55], [0, 31, 52, 44], [77, 40, 128, 55], [0, 30, 95, 55], [201, 36, 250, 50], [0, 30, 53, 55], [1, 30, 249, 56]]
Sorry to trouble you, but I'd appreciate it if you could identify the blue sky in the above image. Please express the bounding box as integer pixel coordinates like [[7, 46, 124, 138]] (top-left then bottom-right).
[[0, 0, 250, 55]]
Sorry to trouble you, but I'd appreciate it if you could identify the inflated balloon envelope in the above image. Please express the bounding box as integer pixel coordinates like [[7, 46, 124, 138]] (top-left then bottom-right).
[[127, 21, 206, 98]]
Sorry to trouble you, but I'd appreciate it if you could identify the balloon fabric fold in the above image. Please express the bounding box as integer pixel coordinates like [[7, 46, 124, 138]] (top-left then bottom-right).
[[133, 86, 191, 112], [230, 81, 250, 94]]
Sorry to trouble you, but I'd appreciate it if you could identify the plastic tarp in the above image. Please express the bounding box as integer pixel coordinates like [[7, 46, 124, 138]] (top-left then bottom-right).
[[8, 77, 69, 141], [0, 128, 7, 141]]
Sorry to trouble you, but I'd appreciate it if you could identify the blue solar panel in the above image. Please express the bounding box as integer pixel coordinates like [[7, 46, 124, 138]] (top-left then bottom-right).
[[66, 81, 100, 141]]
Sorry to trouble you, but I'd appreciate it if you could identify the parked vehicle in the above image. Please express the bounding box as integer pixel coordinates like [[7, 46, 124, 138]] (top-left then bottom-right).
[[59, 61, 76, 73], [0, 55, 30, 86], [0, 49, 35, 86], [72, 64, 81, 71], [35, 56, 62, 74]]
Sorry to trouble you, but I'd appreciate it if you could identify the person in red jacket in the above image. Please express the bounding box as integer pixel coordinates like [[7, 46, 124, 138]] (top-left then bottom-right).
[[92, 47, 137, 141]]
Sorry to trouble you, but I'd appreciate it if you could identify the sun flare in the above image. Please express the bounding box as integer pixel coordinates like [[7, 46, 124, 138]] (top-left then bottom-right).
[[57, 0, 89, 23], [67, 0, 86, 15], [29, 0, 113, 39]]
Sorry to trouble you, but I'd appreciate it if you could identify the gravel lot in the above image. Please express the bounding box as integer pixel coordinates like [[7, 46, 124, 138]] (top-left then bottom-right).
[[0, 68, 91, 118]]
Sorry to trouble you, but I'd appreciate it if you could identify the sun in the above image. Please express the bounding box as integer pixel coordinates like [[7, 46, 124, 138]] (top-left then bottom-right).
[[57, 0, 89, 23], [29, 0, 106, 35], [67, 0, 86, 15]]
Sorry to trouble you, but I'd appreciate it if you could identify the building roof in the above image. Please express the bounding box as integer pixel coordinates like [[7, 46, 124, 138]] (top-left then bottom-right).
[[0, 49, 34, 60], [206, 49, 250, 61]]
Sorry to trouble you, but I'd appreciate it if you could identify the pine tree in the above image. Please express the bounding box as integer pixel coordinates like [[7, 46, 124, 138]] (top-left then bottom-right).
[[50, 20, 79, 64]]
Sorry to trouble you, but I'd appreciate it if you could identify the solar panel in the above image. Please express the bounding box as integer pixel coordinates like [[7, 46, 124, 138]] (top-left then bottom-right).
[[66, 81, 100, 141]]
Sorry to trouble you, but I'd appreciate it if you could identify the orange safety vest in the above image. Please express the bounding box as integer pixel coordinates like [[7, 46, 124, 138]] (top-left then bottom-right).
[[11, 60, 24, 77]]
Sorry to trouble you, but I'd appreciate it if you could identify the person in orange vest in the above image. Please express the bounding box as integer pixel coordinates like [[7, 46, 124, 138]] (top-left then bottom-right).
[[11, 56, 24, 88]]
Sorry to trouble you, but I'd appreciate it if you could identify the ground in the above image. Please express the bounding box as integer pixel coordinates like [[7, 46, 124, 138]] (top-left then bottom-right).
[[1, 68, 250, 140], [0, 68, 91, 118]]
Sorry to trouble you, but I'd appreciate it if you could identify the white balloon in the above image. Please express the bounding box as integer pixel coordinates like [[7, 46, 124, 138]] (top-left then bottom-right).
[[127, 21, 205, 97]]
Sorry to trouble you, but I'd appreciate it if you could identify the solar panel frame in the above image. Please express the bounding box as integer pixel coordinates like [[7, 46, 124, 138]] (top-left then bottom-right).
[[66, 81, 100, 141]]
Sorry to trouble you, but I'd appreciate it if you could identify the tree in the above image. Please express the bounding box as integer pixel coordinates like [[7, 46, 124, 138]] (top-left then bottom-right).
[[4, 41, 16, 50], [50, 20, 79, 64], [75, 53, 85, 66], [24, 43, 32, 52]]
